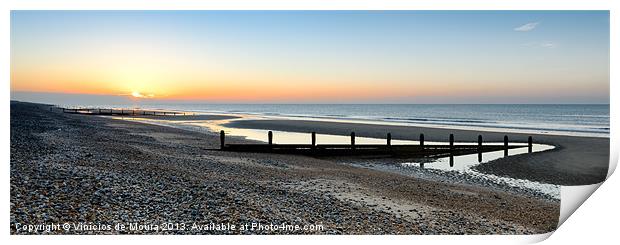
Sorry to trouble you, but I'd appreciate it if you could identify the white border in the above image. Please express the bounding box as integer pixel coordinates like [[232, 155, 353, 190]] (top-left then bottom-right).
[[2, 1, 617, 244]]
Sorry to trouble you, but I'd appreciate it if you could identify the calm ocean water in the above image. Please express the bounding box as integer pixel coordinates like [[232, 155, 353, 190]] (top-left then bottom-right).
[[120, 104, 609, 137]]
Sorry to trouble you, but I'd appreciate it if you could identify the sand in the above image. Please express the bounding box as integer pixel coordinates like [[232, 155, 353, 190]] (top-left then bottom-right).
[[11, 102, 559, 234], [226, 119, 609, 185]]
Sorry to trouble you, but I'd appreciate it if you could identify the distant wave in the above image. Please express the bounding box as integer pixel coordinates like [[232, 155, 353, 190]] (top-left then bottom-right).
[[383, 117, 490, 124]]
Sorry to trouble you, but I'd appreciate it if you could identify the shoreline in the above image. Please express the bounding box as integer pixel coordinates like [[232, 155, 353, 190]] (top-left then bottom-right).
[[11, 102, 559, 234], [225, 119, 609, 186]]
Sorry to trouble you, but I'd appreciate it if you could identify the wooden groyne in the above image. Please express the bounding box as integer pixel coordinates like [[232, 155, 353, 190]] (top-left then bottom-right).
[[220, 130, 534, 158], [53, 106, 188, 116]]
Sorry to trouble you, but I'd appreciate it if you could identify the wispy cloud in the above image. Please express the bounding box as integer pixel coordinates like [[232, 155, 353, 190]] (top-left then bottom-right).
[[522, 41, 556, 48], [540, 41, 555, 48], [514, 22, 539, 32]]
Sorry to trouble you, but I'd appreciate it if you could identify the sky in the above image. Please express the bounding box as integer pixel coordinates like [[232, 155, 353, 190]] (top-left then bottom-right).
[[10, 11, 610, 104]]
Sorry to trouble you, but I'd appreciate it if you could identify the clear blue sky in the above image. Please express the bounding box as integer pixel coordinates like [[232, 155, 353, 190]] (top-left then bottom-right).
[[11, 11, 610, 103]]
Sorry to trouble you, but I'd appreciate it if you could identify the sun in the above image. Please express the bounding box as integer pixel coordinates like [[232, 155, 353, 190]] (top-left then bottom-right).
[[131, 91, 144, 98], [130, 91, 155, 99]]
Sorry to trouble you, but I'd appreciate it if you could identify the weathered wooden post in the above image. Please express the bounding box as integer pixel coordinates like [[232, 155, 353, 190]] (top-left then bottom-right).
[[268, 131, 273, 146], [387, 133, 392, 146], [220, 130, 225, 149], [528, 136, 533, 153], [350, 132, 356, 149], [449, 134, 454, 148], [449, 134, 455, 161], [311, 132, 316, 146], [419, 133, 425, 146], [504, 135, 509, 156], [132, 110, 135, 115], [478, 135, 483, 162]]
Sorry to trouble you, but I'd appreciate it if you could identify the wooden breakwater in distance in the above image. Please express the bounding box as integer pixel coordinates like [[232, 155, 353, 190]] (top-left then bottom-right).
[[52, 106, 188, 116], [220, 130, 535, 160]]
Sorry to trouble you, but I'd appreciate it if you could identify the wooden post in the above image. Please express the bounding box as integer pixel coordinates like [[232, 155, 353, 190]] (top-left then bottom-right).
[[350, 132, 356, 149], [268, 131, 273, 145], [311, 132, 316, 146], [132, 110, 135, 115], [419, 133, 424, 146], [220, 130, 225, 149], [387, 133, 392, 146], [449, 134, 454, 148], [504, 135, 509, 156], [62, 108, 65, 113], [478, 135, 483, 162], [528, 136, 533, 153]]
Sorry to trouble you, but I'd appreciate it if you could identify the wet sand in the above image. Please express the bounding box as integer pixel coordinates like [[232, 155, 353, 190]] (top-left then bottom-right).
[[226, 119, 609, 185], [121, 114, 239, 121], [11, 102, 559, 234]]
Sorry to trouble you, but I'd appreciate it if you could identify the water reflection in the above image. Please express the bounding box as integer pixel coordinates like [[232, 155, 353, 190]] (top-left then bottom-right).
[[401, 143, 559, 198], [406, 144, 553, 172], [449, 154, 454, 167]]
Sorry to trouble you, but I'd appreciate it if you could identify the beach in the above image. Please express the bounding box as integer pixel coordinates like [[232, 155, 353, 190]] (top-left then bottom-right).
[[10, 101, 565, 234]]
